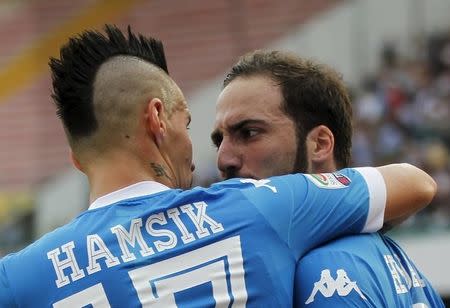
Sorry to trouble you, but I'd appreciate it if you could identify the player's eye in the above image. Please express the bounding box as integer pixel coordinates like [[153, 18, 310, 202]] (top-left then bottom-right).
[[186, 117, 191, 130], [239, 127, 259, 140], [211, 133, 222, 150]]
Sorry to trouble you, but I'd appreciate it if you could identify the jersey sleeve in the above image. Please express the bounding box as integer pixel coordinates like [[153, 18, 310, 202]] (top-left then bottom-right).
[[0, 258, 17, 307], [239, 167, 386, 259], [353, 167, 387, 232]]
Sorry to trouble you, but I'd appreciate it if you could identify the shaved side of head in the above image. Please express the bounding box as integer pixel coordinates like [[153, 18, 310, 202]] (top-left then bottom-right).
[[49, 24, 173, 164], [71, 55, 181, 161]]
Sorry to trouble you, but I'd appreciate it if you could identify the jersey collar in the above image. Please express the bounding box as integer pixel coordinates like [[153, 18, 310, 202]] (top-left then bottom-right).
[[88, 181, 171, 210]]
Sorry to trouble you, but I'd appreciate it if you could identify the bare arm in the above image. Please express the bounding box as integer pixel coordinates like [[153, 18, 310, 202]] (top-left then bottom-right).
[[377, 163, 437, 222]]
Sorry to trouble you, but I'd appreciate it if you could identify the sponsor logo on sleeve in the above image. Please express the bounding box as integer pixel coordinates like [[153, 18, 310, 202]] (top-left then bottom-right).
[[305, 173, 351, 189]]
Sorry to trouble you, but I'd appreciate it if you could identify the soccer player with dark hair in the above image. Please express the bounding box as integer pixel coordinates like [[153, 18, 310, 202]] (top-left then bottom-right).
[[212, 50, 444, 307], [0, 25, 437, 307]]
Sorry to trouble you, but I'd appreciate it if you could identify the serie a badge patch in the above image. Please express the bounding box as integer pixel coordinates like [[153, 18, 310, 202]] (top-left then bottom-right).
[[305, 173, 351, 189]]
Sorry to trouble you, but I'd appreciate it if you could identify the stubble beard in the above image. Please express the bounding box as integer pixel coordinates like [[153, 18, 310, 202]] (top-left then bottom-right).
[[292, 136, 309, 174]]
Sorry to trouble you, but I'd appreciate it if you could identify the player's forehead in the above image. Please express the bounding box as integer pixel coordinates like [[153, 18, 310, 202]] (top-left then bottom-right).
[[214, 75, 285, 130]]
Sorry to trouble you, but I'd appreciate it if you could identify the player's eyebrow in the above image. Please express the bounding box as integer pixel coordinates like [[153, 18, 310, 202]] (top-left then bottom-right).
[[211, 118, 267, 146], [227, 119, 266, 133]]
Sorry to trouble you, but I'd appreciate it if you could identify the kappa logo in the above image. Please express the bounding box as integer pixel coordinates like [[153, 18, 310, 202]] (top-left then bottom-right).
[[305, 173, 351, 189], [240, 179, 277, 193], [305, 269, 367, 304]]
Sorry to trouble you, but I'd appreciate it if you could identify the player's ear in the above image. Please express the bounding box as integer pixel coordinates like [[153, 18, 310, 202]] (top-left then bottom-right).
[[145, 98, 167, 147], [70, 151, 83, 172], [306, 125, 334, 170]]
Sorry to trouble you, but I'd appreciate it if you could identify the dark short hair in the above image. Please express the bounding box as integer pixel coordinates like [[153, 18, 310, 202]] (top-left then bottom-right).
[[49, 24, 168, 140], [224, 50, 353, 168]]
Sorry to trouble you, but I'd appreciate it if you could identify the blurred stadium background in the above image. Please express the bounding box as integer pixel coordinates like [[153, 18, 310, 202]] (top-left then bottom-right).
[[0, 0, 449, 303]]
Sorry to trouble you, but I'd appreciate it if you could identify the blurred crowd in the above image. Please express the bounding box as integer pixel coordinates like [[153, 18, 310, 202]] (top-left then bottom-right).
[[352, 31, 450, 232]]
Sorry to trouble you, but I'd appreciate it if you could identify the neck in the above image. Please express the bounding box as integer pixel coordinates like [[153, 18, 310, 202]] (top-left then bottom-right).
[[310, 159, 338, 173], [85, 151, 175, 204]]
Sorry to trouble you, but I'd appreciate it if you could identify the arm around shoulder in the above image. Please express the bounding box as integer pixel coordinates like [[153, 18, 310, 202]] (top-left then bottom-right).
[[377, 163, 437, 221]]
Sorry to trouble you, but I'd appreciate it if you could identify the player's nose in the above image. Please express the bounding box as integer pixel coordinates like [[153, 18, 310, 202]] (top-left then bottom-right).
[[217, 138, 242, 179]]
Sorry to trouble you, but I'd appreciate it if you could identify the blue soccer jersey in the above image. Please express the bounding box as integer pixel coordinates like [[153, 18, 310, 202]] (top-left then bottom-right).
[[295, 233, 445, 307], [0, 167, 386, 307]]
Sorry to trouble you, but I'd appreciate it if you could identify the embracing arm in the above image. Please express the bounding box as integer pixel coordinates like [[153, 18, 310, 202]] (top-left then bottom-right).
[[377, 163, 437, 222]]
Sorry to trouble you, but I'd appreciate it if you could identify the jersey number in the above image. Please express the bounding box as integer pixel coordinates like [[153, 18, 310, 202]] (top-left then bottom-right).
[[53, 236, 247, 307]]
